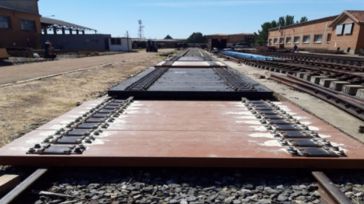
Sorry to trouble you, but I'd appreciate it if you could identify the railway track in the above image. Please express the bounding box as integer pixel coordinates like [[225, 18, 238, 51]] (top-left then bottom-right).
[[245, 51, 364, 67], [220, 51, 364, 121], [0, 168, 358, 204], [0, 48, 362, 203]]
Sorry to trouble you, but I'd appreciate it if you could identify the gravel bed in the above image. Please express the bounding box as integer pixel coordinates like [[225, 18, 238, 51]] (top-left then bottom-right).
[[19, 168, 321, 204], [329, 171, 364, 204]]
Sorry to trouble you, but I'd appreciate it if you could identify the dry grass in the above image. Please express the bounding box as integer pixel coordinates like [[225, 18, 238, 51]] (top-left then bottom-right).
[[0, 52, 163, 146]]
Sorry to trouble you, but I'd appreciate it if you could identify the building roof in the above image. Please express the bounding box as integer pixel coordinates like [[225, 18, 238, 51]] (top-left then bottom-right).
[[348, 10, 364, 23], [205, 33, 254, 37], [0, 5, 40, 15], [269, 15, 338, 31], [40, 17, 96, 31], [330, 10, 364, 27]]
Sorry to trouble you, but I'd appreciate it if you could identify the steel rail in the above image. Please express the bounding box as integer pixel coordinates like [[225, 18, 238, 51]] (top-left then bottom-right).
[[125, 68, 168, 91], [286, 75, 364, 105], [269, 74, 364, 121], [312, 171, 352, 204], [222, 52, 364, 81], [257, 51, 364, 67], [0, 168, 48, 204]]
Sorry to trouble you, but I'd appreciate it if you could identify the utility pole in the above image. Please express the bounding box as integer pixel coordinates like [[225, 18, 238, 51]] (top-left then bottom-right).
[[138, 20, 144, 39], [126, 30, 130, 51]]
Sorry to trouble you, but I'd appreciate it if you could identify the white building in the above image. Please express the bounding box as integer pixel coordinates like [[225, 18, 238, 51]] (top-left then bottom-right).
[[109, 37, 132, 51]]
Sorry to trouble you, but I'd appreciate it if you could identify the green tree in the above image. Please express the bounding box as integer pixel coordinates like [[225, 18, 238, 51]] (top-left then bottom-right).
[[278, 16, 285, 27], [300, 16, 308, 23], [285, 15, 295, 26], [164, 35, 173, 39], [255, 15, 306, 46], [186, 32, 206, 43], [255, 21, 276, 46]]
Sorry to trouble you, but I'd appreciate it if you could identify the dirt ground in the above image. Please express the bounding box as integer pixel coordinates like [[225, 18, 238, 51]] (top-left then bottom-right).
[[0, 50, 170, 146], [220, 57, 364, 142], [0, 51, 172, 85]]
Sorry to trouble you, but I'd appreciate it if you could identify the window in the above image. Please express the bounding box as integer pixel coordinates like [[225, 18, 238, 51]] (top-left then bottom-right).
[[285, 37, 292, 44], [0, 16, 10, 29], [313, 34, 322, 43], [111, 38, 121, 45], [268, 39, 272, 45], [293, 36, 300, 44], [273, 38, 278, 44], [279, 38, 284, 44], [336, 24, 344, 35], [327, 33, 332, 42], [303, 35, 310, 44], [20, 20, 36, 31], [344, 23, 353, 35]]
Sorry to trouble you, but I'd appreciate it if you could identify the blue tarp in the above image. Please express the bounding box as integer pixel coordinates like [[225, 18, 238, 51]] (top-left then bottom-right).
[[222, 51, 275, 61]]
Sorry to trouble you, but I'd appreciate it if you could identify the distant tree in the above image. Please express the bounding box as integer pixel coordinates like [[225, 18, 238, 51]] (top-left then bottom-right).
[[164, 35, 173, 39], [278, 17, 285, 27], [186, 32, 206, 43], [255, 21, 275, 46], [300, 16, 308, 23], [271, 20, 278, 28], [285, 15, 295, 26], [255, 15, 297, 46]]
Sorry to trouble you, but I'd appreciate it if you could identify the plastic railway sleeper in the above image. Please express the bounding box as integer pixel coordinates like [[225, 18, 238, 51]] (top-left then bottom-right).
[[27, 97, 133, 155]]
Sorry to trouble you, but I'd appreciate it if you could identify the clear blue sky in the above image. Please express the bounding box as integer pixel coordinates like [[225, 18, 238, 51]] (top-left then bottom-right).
[[39, 0, 364, 39]]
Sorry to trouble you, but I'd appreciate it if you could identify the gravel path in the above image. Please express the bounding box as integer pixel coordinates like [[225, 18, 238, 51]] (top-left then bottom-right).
[[22, 169, 321, 204]]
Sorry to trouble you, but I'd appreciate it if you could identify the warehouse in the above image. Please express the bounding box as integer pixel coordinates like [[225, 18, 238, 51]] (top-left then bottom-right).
[[268, 10, 364, 55], [40, 17, 111, 52], [205, 33, 255, 50], [0, 0, 41, 49]]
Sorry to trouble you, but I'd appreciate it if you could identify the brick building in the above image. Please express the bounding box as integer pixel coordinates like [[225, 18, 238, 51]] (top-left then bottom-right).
[[0, 0, 41, 49], [268, 10, 364, 55], [205, 33, 255, 50]]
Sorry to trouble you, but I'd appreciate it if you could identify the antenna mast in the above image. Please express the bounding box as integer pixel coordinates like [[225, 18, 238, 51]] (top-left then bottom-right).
[[138, 19, 144, 39]]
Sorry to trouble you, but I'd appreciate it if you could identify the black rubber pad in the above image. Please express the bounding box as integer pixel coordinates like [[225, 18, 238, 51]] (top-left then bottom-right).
[[97, 109, 115, 114], [56, 136, 84, 144], [65, 129, 93, 136], [77, 123, 100, 129], [86, 117, 107, 123], [279, 131, 313, 138], [289, 139, 322, 147], [297, 147, 338, 157], [273, 124, 301, 131], [41, 145, 74, 155]]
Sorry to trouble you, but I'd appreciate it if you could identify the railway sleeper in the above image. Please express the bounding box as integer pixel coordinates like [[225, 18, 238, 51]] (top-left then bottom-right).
[[242, 98, 346, 157], [27, 97, 134, 155]]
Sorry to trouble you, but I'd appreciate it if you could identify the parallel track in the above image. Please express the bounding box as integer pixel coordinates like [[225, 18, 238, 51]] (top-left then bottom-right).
[[221, 53, 364, 120]]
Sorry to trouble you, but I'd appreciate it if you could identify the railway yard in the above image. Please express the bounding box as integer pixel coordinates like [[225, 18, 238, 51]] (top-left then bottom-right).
[[0, 48, 363, 204]]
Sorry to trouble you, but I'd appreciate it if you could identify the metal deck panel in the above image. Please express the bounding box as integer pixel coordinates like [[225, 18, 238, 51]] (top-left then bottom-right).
[[108, 67, 274, 100], [0, 100, 364, 168]]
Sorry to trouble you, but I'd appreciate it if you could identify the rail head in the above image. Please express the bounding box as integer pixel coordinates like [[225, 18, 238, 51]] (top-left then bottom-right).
[[312, 171, 352, 204]]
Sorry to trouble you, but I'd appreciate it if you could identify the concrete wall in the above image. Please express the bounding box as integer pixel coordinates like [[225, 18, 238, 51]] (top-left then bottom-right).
[[0, 0, 39, 14], [0, 7, 41, 49], [41, 34, 111, 52]]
